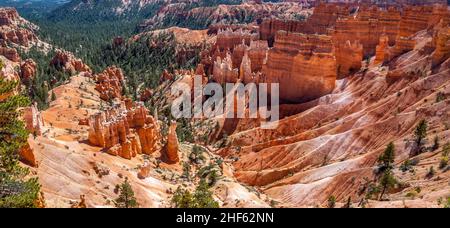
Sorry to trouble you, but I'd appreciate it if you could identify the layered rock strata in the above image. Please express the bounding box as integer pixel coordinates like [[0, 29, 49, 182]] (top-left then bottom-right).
[[88, 99, 161, 159]]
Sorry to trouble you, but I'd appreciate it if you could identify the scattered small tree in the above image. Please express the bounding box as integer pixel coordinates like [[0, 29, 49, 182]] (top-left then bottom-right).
[[51, 90, 56, 101], [426, 166, 435, 179], [182, 162, 191, 181], [443, 143, 450, 157], [432, 136, 440, 151], [342, 197, 352, 208], [414, 120, 428, 154], [378, 142, 395, 172], [440, 143, 449, 169], [189, 145, 206, 164], [171, 179, 219, 208], [327, 195, 336, 208], [439, 156, 448, 169], [193, 179, 219, 208], [114, 178, 138, 208], [379, 170, 397, 200], [444, 197, 450, 208], [172, 186, 196, 208]]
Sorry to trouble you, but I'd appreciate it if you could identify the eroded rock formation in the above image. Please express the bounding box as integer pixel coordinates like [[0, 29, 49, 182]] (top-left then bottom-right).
[[22, 102, 44, 136], [261, 31, 337, 103], [164, 121, 179, 164], [19, 143, 37, 167], [0, 47, 20, 62], [0, 8, 38, 47], [213, 52, 239, 84], [431, 26, 450, 67], [94, 66, 124, 101], [20, 58, 37, 80], [215, 28, 258, 52], [88, 99, 161, 159], [50, 50, 91, 74]]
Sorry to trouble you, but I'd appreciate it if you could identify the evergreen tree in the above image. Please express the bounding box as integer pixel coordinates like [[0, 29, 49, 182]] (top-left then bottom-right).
[[432, 136, 439, 151], [114, 177, 138, 208], [327, 195, 336, 208], [378, 142, 395, 172], [342, 197, 352, 208], [414, 120, 427, 154], [171, 179, 219, 208], [0, 78, 41, 208], [51, 90, 56, 102], [193, 179, 219, 208], [172, 186, 196, 208], [379, 169, 397, 200]]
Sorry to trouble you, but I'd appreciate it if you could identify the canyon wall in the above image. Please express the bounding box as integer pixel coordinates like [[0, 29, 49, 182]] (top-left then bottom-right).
[[259, 3, 354, 46], [261, 31, 337, 103]]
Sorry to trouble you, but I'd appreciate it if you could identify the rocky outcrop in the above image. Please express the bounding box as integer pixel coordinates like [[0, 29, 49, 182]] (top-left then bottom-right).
[[94, 66, 124, 101], [431, 26, 450, 67], [160, 69, 175, 82], [215, 28, 259, 52], [22, 102, 44, 136], [0, 54, 20, 83], [0, 8, 38, 47], [375, 34, 390, 64], [51, 51, 91, 74], [0, 28, 36, 47], [19, 142, 37, 167], [20, 59, 37, 80], [213, 52, 239, 84], [335, 40, 363, 77], [261, 31, 336, 103], [375, 34, 416, 64], [112, 36, 124, 47], [0, 47, 20, 62], [88, 99, 161, 159], [137, 165, 151, 179], [259, 3, 354, 46], [246, 40, 268, 73], [139, 88, 153, 102], [0, 7, 19, 26], [164, 121, 179, 164]]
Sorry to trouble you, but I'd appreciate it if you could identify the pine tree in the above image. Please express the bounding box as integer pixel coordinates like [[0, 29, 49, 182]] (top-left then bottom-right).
[[342, 197, 352, 208], [378, 142, 395, 172], [327, 195, 336, 208], [172, 186, 196, 208], [0, 78, 41, 208], [171, 179, 219, 208], [432, 136, 439, 151], [379, 169, 397, 200], [51, 90, 56, 102], [114, 177, 138, 208], [193, 179, 219, 208], [414, 120, 427, 154]]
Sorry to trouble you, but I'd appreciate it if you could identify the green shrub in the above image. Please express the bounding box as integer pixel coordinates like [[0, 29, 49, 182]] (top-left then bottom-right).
[[327, 195, 336, 208], [171, 179, 219, 208], [114, 178, 138, 208], [413, 120, 427, 155]]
